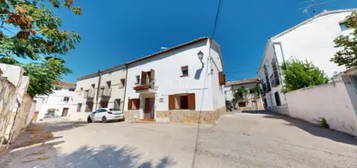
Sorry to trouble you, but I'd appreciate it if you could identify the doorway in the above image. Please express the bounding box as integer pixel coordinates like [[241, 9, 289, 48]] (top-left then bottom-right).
[[62, 108, 69, 117], [144, 98, 155, 120]]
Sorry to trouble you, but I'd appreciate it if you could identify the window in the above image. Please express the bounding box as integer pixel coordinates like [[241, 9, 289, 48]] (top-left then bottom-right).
[[114, 99, 121, 110], [274, 92, 281, 106], [95, 109, 107, 113], [271, 58, 280, 87], [339, 22, 349, 31], [238, 102, 246, 107], [85, 102, 94, 112], [69, 88, 75, 92], [77, 103, 82, 112], [106, 81, 111, 88], [120, 78, 126, 87], [63, 97, 70, 102], [99, 99, 109, 108], [128, 98, 140, 110], [169, 93, 195, 110], [264, 65, 272, 91], [54, 87, 61, 90], [91, 84, 95, 88], [135, 75, 140, 84], [181, 66, 188, 77]]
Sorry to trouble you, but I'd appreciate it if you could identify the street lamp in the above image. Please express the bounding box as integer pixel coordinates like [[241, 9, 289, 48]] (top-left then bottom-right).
[[197, 51, 204, 68]]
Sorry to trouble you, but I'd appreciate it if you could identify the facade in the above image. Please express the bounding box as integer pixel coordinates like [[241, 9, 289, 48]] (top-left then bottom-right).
[[224, 78, 264, 111], [34, 81, 76, 121], [70, 66, 127, 121], [70, 37, 226, 123], [257, 9, 356, 112]]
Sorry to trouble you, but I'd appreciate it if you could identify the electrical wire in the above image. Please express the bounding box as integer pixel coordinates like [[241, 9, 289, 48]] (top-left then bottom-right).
[[211, 0, 223, 38]]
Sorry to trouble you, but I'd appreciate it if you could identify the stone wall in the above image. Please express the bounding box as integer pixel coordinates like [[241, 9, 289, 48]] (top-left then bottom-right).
[[124, 110, 140, 122], [156, 107, 226, 124], [0, 64, 34, 151]]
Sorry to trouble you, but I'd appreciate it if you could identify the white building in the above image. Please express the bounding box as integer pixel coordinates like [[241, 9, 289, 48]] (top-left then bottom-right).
[[257, 9, 356, 112], [70, 37, 226, 123], [34, 81, 75, 121], [69, 65, 127, 121], [124, 38, 226, 123], [224, 78, 264, 111]]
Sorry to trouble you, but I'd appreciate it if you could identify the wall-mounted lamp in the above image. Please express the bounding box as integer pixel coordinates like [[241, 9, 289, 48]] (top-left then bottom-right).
[[197, 51, 204, 68]]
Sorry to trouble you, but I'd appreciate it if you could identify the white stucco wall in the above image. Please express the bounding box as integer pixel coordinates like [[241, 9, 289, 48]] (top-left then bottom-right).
[[35, 85, 75, 121], [258, 10, 354, 109], [70, 67, 127, 121], [0, 64, 24, 87], [285, 76, 357, 136], [125, 39, 225, 120]]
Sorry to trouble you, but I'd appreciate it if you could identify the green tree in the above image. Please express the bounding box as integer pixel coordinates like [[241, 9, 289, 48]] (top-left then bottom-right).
[[249, 84, 261, 98], [0, 0, 81, 96], [234, 86, 248, 102], [282, 60, 328, 92], [331, 12, 357, 68]]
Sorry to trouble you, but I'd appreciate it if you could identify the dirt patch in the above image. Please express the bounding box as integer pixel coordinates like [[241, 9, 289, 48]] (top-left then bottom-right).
[[10, 124, 54, 149]]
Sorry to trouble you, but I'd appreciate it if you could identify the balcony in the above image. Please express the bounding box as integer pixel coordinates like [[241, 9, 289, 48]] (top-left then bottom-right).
[[83, 89, 95, 99], [100, 87, 112, 98], [134, 80, 156, 93]]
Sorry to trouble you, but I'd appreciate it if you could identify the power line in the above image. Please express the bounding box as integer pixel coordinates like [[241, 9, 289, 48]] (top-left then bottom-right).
[[211, 0, 223, 38]]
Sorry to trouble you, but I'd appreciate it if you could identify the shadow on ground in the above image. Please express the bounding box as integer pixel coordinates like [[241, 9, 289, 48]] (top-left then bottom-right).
[[38, 121, 87, 133], [245, 111, 357, 146], [9, 122, 86, 149], [1, 143, 175, 168]]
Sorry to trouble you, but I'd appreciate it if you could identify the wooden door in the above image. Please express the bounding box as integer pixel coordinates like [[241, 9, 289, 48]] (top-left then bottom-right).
[[144, 98, 155, 120], [33, 112, 39, 122], [62, 108, 69, 117]]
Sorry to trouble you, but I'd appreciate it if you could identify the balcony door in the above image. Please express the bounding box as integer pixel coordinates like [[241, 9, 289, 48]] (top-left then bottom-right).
[[144, 98, 155, 120]]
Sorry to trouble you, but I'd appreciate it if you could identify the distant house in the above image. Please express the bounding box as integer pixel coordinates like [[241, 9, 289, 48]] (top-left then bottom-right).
[[70, 66, 127, 121], [34, 81, 75, 121], [224, 78, 264, 111], [257, 9, 356, 113], [70, 37, 226, 123]]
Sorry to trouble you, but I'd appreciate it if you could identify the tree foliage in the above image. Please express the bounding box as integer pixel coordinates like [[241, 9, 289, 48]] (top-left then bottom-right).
[[249, 84, 261, 98], [332, 12, 357, 68], [0, 0, 81, 96], [234, 86, 248, 102], [282, 60, 328, 92]]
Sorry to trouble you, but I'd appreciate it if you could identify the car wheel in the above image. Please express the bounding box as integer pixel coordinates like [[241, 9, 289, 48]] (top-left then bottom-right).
[[87, 117, 92, 123], [102, 116, 107, 123]]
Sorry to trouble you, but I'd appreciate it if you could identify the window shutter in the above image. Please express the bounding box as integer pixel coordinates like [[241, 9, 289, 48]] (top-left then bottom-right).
[[134, 99, 140, 109], [169, 95, 175, 110], [150, 69, 155, 81], [141, 71, 146, 85], [219, 72, 226, 85], [128, 99, 132, 110], [188, 94, 196, 110]]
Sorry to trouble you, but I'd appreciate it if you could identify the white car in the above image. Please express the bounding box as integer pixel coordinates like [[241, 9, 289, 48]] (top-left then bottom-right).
[[87, 108, 125, 123]]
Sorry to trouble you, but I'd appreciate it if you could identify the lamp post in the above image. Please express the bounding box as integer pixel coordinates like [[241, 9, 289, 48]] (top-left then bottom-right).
[[197, 51, 204, 68]]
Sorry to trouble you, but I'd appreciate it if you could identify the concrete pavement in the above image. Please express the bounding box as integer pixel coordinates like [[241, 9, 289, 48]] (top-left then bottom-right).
[[1, 112, 356, 168]]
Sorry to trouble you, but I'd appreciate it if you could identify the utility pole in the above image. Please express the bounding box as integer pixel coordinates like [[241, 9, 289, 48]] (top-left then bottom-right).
[[95, 70, 102, 110]]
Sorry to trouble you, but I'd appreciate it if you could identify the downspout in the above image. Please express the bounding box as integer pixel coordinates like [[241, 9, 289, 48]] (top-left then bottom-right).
[[95, 70, 101, 110], [122, 65, 129, 112]]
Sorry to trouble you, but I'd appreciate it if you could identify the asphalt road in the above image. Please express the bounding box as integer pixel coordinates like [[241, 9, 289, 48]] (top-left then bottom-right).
[[1, 112, 357, 168]]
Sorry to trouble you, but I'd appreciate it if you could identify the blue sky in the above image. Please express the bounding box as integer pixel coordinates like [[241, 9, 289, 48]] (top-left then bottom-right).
[[57, 0, 357, 82]]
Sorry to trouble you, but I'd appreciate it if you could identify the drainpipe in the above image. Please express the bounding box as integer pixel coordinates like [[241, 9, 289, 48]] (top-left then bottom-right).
[[122, 65, 129, 112], [95, 70, 101, 110]]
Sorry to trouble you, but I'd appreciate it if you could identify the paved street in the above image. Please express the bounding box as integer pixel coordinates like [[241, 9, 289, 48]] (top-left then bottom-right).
[[1, 112, 357, 168]]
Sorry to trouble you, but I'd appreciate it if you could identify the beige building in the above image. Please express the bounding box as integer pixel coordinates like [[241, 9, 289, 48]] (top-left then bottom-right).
[[224, 78, 265, 111]]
